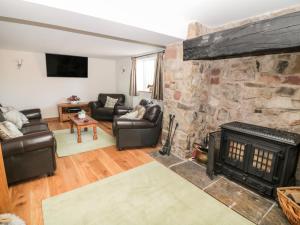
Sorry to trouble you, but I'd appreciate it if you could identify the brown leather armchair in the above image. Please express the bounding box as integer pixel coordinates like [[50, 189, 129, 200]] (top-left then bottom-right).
[[112, 100, 163, 150], [89, 93, 128, 121], [0, 106, 56, 184]]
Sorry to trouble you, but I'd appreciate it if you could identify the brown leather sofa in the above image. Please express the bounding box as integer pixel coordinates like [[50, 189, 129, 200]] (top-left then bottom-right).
[[112, 99, 163, 150], [89, 93, 128, 121], [0, 105, 56, 184]]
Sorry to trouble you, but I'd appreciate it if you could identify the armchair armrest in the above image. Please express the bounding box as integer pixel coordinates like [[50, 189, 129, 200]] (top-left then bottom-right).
[[114, 105, 133, 116], [89, 101, 103, 110], [20, 108, 41, 120], [115, 118, 155, 129], [2, 131, 56, 158]]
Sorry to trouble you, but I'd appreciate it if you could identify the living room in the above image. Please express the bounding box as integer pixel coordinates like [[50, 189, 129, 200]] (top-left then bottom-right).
[[0, 0, 300, 225]]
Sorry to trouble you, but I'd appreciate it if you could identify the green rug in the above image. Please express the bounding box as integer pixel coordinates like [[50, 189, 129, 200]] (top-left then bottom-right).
[[53, 127, 115, 157], [42, 161, 254, 225]]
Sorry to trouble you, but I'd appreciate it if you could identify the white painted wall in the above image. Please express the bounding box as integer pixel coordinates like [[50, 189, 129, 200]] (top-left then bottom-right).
[[116, 57, 133, 106], [0, 49, 117, 118]]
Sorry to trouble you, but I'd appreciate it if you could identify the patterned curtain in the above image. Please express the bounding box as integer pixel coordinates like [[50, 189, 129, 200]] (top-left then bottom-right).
[[129, 58, 137, 96], [151, 52, 164, 100]]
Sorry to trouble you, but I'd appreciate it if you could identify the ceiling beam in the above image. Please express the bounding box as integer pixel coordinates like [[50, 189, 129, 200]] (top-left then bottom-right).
[[0, 16, 165, 49], [183, 11, 300, 60]]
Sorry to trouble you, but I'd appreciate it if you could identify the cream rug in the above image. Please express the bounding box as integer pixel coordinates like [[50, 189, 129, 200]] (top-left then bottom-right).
[[53, 127, 115, 157], [42, 161, 254, 225]]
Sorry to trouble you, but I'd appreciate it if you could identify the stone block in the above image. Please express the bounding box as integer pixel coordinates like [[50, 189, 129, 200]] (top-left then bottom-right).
[[257, 73, 281, 84], [291, 55, 300, 74], [165, 45, 178, 59], [187, 22, 211, 39], [276, 60, 289, 73], [210, 77, 219, 85], [283, 75, 300, 85], [266, 97, 295, 109], [177, 103, 193, 110], [275, 87, 296, 96], [173, 91, 181, 100], [217, 108, 230, 121], [244, 82, 266, 88]]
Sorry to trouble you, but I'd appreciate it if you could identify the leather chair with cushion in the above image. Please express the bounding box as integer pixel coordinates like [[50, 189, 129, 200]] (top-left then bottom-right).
[[112, 100, 163, 150], [0, 105, 56, 184], [89, 93, 128, 121]]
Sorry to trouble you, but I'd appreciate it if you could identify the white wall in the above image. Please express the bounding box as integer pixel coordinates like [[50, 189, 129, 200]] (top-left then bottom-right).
[[0, 49, 117, 118], [116, 57, 133, 106]]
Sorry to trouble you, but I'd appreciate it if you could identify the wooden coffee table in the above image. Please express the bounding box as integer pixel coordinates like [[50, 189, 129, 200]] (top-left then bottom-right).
[[70, 115, 98, 143]]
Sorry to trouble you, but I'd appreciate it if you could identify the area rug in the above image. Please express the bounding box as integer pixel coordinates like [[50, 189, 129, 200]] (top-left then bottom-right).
[[42, 161, 254, 225], [53, 127, 115, 157]]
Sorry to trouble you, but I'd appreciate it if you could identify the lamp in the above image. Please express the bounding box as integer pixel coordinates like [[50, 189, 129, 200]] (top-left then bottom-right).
[[17, 59, 23, 69]]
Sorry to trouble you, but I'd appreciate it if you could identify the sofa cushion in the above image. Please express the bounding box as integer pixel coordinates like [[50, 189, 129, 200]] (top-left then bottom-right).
[[2, 109, 29, 129], [120, 110, 138, 119], [143, 105, 161, 122], [98, 94, 125, 106], [0, 121, 23, 140], [104, 96, 118, 108]]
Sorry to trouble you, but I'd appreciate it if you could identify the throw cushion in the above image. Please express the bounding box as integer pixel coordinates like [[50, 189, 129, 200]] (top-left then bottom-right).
[[135, 105, 146, 119], [2, 109, 29, 129], [104, 96, 118, 108], [0, 106, 15, 113], [120, 110, 139, 119], [0, 121, 23, 140]]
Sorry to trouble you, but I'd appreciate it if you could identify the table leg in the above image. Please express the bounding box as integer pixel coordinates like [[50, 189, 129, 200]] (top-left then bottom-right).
[[70, 121, 74, 133], [77, 127, 82, 143], [93, 126, 98, 140]]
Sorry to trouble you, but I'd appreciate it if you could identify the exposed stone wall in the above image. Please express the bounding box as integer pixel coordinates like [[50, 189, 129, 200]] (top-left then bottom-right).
[[163, 7, 300, 183]]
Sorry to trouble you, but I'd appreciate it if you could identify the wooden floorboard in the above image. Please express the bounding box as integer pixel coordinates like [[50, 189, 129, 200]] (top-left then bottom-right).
[[8, 120, 157, 225]]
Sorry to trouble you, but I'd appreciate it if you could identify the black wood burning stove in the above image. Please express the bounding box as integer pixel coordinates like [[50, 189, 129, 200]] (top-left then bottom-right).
[[215, 121, 300, 198]]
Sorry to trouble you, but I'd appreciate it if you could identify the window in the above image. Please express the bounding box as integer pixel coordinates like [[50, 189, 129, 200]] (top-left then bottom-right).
[[136, 56, 156, 92]]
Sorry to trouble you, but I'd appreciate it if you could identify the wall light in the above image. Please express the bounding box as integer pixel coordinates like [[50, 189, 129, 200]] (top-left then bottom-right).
[[17, 59, 23, 69]]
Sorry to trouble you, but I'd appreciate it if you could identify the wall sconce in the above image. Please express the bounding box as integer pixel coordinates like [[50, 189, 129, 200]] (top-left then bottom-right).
[[17, 59, 23, 70]]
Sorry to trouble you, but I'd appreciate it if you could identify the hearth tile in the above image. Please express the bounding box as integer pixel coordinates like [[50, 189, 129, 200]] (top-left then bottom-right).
[[205, 178, 274, 224], [149, 151, 183, 167], [171, 161, 219, 189], [259, 205, 290, 225]]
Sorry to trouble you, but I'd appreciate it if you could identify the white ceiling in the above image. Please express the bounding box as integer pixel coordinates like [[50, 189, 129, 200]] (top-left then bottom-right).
[[25, 0, 300, 38], [0, 21, 163, 58], [0, 0, 299, 58]]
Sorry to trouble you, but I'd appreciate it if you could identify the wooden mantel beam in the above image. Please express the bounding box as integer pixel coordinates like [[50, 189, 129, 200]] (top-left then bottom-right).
[[183, 11, 300, 60]]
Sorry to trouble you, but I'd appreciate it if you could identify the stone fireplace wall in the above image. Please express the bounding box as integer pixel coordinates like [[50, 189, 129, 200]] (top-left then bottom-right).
[[163, 6, 300, 183]]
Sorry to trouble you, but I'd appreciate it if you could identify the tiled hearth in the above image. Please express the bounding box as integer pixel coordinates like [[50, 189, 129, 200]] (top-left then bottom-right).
[[150, 152, 290, 225]]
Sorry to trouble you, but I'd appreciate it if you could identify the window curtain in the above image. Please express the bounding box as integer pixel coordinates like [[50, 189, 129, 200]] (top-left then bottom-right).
[[151, 52, 164, 100], [129, 57, 137, 96]]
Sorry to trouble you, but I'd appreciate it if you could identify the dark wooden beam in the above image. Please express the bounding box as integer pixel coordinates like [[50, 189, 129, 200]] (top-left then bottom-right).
[[183, 11, 300, 60]]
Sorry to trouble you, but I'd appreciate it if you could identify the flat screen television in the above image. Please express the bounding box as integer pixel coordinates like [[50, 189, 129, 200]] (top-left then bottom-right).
[[46, 53, 88, 78]]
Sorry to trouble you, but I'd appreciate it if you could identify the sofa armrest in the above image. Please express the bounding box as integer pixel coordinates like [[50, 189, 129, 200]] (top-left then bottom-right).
[[2, 131, 56, 158], [115, 119, 155, 129], [89, 101, 103, 110], [20, 108, 42, 120], [114, 105, 133, 116]]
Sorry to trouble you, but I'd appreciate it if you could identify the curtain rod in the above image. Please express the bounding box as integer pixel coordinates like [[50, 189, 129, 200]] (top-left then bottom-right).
[[132, 50, 165, 59]]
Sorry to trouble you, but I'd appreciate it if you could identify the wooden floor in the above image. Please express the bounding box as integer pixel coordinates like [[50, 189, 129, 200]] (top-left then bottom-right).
[[8, 120, 157, 225]]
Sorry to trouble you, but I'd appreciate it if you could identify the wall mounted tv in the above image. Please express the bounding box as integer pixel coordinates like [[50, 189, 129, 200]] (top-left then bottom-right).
[[46, 53, 88, 78]]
